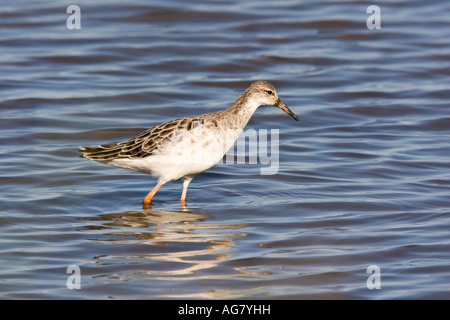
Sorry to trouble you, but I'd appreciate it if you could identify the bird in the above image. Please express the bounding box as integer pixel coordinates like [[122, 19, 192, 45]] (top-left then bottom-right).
[[79, 81, 298, 208]]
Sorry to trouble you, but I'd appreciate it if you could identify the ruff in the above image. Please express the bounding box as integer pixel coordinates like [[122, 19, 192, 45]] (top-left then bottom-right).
[[79, 81, 298, 207]]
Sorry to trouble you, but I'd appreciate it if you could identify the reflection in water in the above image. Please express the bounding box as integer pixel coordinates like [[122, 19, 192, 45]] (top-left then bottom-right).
[[79, 207, 269, 298]]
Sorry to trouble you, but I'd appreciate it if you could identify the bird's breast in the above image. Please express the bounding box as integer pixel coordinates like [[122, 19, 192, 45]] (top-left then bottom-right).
[[156, 122, 241, 166]]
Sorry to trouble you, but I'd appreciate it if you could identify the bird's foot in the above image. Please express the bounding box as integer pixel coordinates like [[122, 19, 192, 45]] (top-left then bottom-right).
[[143, 200, 152, 210]]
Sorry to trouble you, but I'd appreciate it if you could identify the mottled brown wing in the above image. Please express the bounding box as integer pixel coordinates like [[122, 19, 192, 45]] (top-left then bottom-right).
[[79, 116, 210, 161]]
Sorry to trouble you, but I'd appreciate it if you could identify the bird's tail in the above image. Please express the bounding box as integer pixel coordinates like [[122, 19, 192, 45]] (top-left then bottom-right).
[[78, 143, 123, 161]]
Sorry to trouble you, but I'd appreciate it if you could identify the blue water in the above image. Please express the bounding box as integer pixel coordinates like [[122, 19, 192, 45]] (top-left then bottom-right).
[[0, 0, 449, 299]]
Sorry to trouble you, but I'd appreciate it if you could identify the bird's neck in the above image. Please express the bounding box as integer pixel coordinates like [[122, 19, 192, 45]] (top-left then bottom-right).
[[223, 93, 259, 129]]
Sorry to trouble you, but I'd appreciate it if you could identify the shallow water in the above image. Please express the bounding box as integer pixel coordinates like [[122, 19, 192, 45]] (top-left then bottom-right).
[[1, 0, 449, 299]]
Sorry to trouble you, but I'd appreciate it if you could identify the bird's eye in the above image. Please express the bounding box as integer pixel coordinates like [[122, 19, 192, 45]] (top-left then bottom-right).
[[266, 90, 273, 95]]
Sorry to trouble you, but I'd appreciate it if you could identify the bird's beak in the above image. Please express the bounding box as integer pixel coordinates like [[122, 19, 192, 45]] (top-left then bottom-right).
[[276, 99, 298, 121]]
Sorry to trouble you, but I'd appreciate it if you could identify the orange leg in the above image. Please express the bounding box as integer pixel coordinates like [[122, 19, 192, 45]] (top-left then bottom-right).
[[143, 181, 163, 206]]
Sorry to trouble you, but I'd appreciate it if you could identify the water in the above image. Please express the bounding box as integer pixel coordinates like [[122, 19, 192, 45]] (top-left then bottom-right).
[[0, 0, 449, 299]]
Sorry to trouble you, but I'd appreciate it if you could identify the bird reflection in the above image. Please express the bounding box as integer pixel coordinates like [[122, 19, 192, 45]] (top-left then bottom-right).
[[78, 206, 269, 298]]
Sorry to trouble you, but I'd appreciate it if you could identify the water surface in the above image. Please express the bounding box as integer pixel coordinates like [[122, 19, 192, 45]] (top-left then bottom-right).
[[1, 0, 449, 299]]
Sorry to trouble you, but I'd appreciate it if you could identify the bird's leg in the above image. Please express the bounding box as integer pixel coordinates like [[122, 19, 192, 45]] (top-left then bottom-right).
[[180, 178, 192, 207], [143, 181, 163, 207]]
